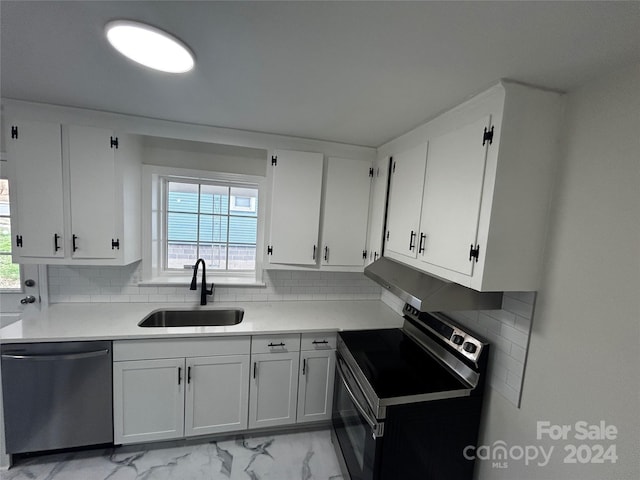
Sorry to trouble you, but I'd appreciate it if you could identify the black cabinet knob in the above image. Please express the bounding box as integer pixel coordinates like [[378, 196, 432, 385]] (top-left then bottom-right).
[[463, 342, 477, 354]]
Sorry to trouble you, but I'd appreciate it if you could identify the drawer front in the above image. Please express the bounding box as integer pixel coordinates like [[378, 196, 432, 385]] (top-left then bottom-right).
[[113, 337, 250, 361], [251, 334, 300, 354], [300, 332, 337, 351]]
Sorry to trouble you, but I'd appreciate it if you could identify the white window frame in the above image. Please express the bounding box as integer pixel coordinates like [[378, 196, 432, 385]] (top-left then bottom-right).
[[0, 172, 23, 293], [141, 165, 266, 286]]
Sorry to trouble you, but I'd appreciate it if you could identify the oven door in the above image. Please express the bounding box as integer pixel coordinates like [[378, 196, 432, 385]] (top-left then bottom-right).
[[332, 354, 384, 480]]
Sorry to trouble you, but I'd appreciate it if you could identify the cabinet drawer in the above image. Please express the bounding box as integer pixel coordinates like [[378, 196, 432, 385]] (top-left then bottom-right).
[[251, 334, 300, 354], [113, 337, 250, 361], [301, 332, 337, 351]]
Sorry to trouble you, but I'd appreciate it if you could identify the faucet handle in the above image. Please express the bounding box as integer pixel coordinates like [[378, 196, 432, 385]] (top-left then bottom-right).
[[206, 283, 215, 296]]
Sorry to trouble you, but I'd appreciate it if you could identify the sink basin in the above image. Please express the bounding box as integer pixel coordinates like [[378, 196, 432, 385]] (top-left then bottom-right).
[[138, 308, 244, 327]]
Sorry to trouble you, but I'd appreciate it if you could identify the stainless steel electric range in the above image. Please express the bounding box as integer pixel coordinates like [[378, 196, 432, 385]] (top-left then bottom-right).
[[332, 303, 489, 480]]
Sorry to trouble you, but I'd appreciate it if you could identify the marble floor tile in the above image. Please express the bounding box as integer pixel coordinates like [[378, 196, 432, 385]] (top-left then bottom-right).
[[3, 429, 344, 480]]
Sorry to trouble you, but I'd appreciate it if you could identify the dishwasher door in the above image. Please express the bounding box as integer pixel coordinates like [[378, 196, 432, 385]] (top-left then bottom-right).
[[1, 341, 113, 454]]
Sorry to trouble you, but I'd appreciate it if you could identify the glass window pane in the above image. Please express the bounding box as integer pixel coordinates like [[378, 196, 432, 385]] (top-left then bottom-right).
[[167, 213, 198, 243], [0, 218, 11, 254], [200, 185, 228, 215], [0, 179, 9, 215], [199, 244, 227, 270], [230, 187, 258, 216], [168, 182, 199, 213], [166, 242, 198, 270], [0, 255, 20, 290], [199, 215, 227, 243], [229, 216, 257, 244], [228, 245, 256, 270]]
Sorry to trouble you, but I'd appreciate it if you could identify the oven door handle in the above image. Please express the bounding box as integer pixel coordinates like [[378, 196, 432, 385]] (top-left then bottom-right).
[[336, 356, 384, 438]]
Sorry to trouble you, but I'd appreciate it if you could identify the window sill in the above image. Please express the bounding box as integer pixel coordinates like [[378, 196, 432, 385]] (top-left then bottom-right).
[[139, 275, 266, 288]]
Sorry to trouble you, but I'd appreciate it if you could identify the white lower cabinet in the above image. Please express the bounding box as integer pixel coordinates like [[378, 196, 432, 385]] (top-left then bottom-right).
[[113, 338, 250, 445], [113, 332, 337, 445], [297, 349, 336, 423], [184, 355, 250, 437], [248, 334, 300, 429], [113, 358, 185, 444]]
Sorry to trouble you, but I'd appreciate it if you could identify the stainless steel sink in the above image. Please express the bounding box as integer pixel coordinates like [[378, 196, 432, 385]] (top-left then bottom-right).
[[138, 308, 244, 327]]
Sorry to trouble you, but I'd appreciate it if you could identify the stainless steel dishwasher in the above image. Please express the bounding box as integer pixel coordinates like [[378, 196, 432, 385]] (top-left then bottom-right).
[[1, 341, 113, 454]]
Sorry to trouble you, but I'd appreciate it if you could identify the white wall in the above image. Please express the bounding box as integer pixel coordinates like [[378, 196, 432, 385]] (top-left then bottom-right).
[[472, 64, 640, 479]]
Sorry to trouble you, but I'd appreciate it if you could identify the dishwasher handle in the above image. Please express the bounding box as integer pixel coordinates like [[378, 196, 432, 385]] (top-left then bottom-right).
[[1, 349, 110, 361]]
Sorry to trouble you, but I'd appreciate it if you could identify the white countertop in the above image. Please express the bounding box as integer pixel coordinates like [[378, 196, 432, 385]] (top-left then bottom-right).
[[0, 300, 404, 344]]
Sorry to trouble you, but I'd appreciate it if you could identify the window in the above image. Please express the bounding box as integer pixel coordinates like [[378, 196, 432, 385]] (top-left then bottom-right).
[[165, 179, 259, 272], [0, 178, 21, 291]]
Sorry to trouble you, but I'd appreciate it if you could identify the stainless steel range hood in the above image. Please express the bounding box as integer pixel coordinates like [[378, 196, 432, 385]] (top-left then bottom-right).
[[365, 257, 503, 311]]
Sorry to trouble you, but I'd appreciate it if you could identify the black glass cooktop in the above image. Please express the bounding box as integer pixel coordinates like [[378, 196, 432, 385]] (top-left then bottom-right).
[[339, 329, 468, 399]]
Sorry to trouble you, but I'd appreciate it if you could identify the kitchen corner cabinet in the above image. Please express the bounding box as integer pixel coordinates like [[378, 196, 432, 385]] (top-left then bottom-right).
[[249, 334, 300, 429], [267, 149, 323, 265], [297, 333, 336, 423], [320, 157, 371, 267], [7, 120, 142, 265], [383, 82, 563, 291], [113, 338, 250, 445]]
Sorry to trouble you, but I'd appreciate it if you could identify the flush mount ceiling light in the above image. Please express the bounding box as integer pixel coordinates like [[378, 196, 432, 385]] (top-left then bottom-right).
[[105, 20, 194, 73]]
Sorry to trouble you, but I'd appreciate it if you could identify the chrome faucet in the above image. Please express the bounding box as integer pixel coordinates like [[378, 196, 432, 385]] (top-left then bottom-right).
[[190, 258, 214, 305]]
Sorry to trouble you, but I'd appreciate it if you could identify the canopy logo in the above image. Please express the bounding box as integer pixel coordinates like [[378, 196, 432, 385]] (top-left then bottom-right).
[[464, 420, 618, 469]]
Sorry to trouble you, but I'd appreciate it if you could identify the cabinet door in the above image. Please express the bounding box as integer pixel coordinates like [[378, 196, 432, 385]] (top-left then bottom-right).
[[67, 125, 117, 259], [297, 350, 336, 423], [113, 358, 185, 444], [268, 150, 323, 265], [7, 120, 65, 258], [365, 156, 390, 265], [385, 143, 428, 259], [321, 157, 371, 267], [249, 352, 299, 429], [419, 116, 490, 276], [184, 355, 250, 437]]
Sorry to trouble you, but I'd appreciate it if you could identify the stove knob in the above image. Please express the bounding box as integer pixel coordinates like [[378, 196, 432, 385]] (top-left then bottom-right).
[[451, 334, 464, 345], [463, 342, 477, 354]]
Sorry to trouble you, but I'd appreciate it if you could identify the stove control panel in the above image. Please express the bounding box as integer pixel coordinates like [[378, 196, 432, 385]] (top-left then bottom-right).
[[403, 303, 484, 363]]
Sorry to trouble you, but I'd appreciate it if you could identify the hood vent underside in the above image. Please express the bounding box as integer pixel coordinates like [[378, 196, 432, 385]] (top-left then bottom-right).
[[365, 257, 503, 312]]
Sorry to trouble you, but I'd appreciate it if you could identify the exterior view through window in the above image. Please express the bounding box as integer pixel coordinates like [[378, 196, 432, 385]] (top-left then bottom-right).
[[166, 180, 258, 272], [0, 179, 20, 290]]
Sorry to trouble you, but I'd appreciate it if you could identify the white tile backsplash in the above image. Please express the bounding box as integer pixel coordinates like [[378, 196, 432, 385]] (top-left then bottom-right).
[[444, 291, 536, 408], [47, 263, 382, 305]]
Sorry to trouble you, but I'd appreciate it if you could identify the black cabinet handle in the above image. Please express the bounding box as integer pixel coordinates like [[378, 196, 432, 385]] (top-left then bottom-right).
[[324, 246, 329, 262], [312, 340, 329, 345], [418, 233, 426, 254], [178, 367, 182, 385], [313, 245, 316, 260], [253, 362, 257, 379], [302, 358, 307, 375], [72, 234, 78, 252], [409, 230, 416, 250], [187, 366, 192, 384], [54, 233, 61, 252], [268, 342, 285, 347]]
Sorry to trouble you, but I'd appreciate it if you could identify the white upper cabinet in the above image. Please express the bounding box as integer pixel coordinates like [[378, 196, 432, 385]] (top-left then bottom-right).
[[384, 143, 428, 259], [382, 82, 563, 291], [6, 120, 65, 258], [7, 120, 142, 265], [266, 150, 373, 270], [320, 157, 371, 267], [267, 149, 323, 265], [68, 125, 118, 259], [418, 116, 492, 276]]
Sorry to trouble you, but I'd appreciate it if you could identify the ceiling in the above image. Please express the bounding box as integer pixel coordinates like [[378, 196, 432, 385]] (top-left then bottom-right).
[[1, 1, 639, 147]]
